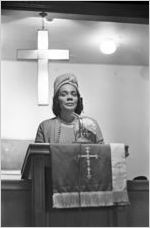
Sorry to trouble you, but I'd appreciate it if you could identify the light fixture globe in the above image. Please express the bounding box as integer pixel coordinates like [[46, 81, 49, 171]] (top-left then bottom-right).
[[100, 38, 117, 55]]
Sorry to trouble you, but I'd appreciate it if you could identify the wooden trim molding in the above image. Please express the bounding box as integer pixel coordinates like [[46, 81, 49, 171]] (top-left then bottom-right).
[[1, 179, 148, 191], [1, 170, 21, 180], [1, 179, 32, 191]]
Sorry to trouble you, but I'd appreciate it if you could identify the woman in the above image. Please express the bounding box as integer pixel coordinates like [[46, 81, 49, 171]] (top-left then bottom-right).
[[35, 73, 104, 144]]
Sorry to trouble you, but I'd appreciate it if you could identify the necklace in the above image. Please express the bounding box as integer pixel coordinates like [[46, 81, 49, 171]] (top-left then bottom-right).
[[57, 117, 78, 143], [59, 117, 76, 125]]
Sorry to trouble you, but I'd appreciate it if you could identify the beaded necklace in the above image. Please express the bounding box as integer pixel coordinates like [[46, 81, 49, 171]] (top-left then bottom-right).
[[57, 117, 78, 143]]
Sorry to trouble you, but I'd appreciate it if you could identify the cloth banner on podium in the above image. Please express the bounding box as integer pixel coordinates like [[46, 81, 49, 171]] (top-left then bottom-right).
[[50, 143, 129, 208]]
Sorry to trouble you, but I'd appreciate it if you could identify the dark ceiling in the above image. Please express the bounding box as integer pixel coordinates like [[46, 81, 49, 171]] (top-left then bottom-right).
[[1, 1, 149, 24]]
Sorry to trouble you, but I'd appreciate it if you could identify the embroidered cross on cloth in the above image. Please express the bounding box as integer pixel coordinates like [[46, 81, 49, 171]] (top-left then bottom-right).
[[50, 143, 129, 208]]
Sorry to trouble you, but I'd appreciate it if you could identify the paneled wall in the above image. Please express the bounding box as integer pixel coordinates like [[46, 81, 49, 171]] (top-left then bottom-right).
[[1, 180, 32, 227], [1, 180, 149, 227]]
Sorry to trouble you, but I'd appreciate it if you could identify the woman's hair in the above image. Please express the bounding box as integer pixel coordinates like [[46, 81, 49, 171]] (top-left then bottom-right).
[[52, 90, 83, 116]]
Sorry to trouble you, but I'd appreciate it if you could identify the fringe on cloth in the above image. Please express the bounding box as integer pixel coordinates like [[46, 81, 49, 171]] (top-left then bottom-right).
[[53, 190, 129, 208]]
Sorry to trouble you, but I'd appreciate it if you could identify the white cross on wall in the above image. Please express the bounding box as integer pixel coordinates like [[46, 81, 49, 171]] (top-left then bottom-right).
[[17, 29, 69, 105]]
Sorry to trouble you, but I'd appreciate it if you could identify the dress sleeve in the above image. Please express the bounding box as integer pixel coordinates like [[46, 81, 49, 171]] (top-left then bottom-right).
[[35, 123, 45, 143], [94, 120, 104, 144]]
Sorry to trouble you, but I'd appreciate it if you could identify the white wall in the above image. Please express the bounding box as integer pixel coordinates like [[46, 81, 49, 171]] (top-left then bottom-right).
[[1, 61, 149, 179]]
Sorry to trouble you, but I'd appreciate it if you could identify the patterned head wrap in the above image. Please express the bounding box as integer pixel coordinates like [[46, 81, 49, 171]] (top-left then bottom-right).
[[54, 73, 78, 95]]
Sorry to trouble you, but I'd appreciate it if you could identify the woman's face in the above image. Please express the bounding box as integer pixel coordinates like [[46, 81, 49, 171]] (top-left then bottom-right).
[[58, 84, 78, 113]]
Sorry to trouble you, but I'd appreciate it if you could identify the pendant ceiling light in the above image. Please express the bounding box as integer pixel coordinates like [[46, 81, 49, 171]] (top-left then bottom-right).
[[100, 38, 117, 55]]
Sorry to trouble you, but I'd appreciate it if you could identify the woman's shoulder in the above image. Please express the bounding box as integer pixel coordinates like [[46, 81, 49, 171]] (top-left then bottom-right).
[[39, 117, 57, 127], [81, 115, 104, 142]]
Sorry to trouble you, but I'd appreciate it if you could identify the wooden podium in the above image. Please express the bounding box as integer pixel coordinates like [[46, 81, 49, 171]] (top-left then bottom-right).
[[21, 143, 128, 227]]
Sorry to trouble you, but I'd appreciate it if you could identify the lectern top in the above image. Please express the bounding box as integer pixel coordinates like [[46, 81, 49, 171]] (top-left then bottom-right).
[[21, 143, 50, 179]]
